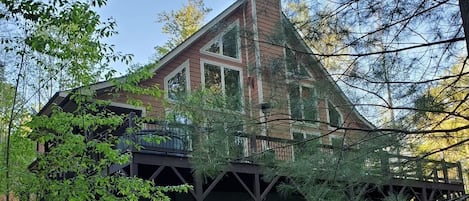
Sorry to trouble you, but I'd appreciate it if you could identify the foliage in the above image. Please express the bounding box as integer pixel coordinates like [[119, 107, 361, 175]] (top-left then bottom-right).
[[261, 132, 397, 201], [154, 0, 211, 59], [167, 89, 248, 179], [410, 57, 469, 169], [283, 0, 352, 72], [282, 0, 468, 179], [0, 0, 187, 200], [26, 105, 191, 201], [0, 94, 36, 201]]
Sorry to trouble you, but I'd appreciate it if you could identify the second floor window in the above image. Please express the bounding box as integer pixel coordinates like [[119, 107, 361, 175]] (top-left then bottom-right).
[[328, 100, 342, 127], [289, 84, 318, 123], [203, 22, 240, 60], [285, 48, 309, 78], [203, 62, 242, 111], [165, 61, 190, 102]]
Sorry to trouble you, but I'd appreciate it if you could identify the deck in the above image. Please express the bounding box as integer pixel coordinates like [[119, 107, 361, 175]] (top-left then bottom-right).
[[112, 114, 466, 201]]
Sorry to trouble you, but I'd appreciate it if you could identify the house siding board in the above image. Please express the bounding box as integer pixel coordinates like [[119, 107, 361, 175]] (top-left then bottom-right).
[[90, 0, 371, 142]]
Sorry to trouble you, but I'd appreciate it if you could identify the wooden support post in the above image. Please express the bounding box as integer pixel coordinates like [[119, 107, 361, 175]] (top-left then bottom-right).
[[254, 174, 261, 201], [194, 173, 204, 201], [202, 173, 225, 200], [149, 166, 166, 180], [130, 163, 138, 177], [261, 176, 280, 200], [233, 172, 256, 200], [422, 187, 428, 201]]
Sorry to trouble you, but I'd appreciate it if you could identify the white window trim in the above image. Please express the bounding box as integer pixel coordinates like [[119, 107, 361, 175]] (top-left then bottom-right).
[[326, 99, 344, 131], [291, 129, 321, 141], [284, 46, 314, 81], [164, 59, 191, 102], [289, 83, 319, 127], [200, 59, 244, 113], [200, 20, 242, 63]]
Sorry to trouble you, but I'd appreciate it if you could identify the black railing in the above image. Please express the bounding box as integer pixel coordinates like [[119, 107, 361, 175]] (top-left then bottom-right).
[[117, 113, 464, 184]]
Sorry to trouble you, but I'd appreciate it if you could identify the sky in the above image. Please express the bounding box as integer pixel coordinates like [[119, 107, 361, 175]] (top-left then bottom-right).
[[95, 0, 236, 75]]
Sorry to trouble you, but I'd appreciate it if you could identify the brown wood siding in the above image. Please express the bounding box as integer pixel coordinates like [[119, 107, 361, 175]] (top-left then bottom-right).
[[92, 0, 371, 143]]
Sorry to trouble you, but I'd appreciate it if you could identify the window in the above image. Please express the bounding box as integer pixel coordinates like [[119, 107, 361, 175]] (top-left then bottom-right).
[[289, 83, 318, 123], [164, 61, 190, 102], [328, 101, 342, 127], [330, 136, 344, 156], [203, 22, 240, 60], [331, 136, 344, 149], [285, 48, 309, 78], [293, 132, 321, 154], [203, 61, 242, 111]]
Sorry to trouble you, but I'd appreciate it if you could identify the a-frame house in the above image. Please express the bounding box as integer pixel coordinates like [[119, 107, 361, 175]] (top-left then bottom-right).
[[38, 0, 465, 200]]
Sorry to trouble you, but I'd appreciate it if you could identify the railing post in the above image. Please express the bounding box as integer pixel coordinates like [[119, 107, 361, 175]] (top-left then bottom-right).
[[441, 159, 449, 183], [457, 162, 464, 183], [128, 112, 136, 151], [250, 135, 257, 159], [381, 153, 390, 177], [432, 168, 439, 183], [416, 160, 423, 181], [128, 112, 136, 129]]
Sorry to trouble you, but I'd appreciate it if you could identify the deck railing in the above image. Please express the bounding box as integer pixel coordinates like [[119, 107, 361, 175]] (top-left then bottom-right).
[[117, 113, 464, 185]]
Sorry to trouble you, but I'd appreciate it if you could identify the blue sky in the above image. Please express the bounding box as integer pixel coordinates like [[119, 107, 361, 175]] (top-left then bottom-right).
[[96, 0, 236, 74]]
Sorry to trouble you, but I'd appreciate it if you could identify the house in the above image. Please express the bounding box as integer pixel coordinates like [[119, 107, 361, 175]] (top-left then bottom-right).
[[38, 0, 465, 200]]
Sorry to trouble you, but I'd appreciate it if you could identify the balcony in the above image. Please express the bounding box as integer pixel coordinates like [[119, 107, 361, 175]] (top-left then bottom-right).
[[115, 114, 464, 187]]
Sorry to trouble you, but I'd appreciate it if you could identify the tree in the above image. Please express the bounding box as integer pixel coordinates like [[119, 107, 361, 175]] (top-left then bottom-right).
[[411, 56, 469, 170], [154, 0, 211, 58], [278, 0, 468, 155], [283, 0, 352, 72], [175, 0, 469, 199], [0, 0, 189, 200]]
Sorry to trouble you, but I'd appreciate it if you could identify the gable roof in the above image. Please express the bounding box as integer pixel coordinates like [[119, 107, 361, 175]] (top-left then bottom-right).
[[39, 0, 248, 114], [155, 0, 247, 72], [40, 0, 375, 130]]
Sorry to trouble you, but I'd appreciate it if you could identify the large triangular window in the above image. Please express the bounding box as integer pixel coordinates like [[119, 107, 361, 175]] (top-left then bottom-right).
[[202, 21, 240, 60], [285, 47, 311, 79]]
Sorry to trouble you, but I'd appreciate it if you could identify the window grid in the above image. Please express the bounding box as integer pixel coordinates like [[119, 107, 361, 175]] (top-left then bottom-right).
[[202, 61, 243, 112]]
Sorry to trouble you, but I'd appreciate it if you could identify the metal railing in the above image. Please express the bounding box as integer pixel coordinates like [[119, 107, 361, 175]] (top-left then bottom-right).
[[116, 113, 464, 184]]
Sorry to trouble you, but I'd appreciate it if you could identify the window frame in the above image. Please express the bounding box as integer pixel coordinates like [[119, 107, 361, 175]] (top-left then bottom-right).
[[284, 46, 313, 79], [288, 82, 319, 127], [200, 20, 242, 63], [327, 100, 343, 130], [200, 59, 244, 112], [164, 60, 191, 102], [329, 135, 344, 148], [291, 129, 321, 159]]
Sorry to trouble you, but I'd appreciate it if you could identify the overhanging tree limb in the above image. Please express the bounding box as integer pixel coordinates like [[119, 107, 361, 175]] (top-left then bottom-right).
[[247, 36, 465, 57], [459, 0, 469, 54]]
